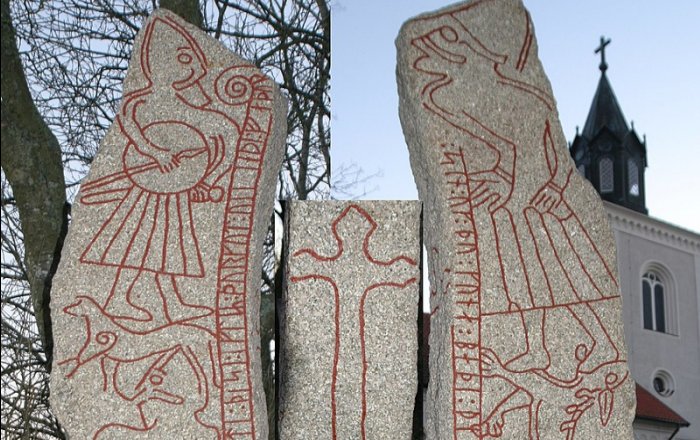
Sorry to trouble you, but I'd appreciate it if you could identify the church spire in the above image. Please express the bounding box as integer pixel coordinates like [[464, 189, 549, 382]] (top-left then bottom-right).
[[581, 37, 629, 141], [569, 37, 648, 214]]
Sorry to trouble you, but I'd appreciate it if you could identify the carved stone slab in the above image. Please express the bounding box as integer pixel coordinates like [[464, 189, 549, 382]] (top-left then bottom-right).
[[49, 9, 286, 439], [279, 201, 421, 439], [397, 1, 635, 438]]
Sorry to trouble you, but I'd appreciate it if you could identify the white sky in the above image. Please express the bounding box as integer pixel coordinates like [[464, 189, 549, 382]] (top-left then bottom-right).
[[331, 0, 700, 233]]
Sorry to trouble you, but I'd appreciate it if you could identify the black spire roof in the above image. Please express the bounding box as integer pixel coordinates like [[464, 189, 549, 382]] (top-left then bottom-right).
[[581, 72, 629, 141], [569, 36, 648, 214]]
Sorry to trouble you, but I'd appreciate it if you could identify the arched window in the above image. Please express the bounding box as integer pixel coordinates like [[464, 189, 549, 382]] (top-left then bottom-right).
[[641, 266, 678, 335], [599, 157, 613, 193], [627, 159, 639, 196], [642, 272, 665, 332]]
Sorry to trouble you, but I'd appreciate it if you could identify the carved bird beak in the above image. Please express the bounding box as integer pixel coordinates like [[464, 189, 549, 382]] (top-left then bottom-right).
[[150, 389, 185, 405]]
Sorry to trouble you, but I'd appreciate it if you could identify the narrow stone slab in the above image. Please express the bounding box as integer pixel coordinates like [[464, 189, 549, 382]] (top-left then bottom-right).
[[397, 1, 635, 438], [49, 9, 286, 439], [279, 201, 421, 439]]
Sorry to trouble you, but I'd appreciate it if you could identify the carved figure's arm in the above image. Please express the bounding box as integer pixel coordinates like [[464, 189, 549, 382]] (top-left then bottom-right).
[[117, 94, 180, 173], [530, 120, 573, 214], [410, 21, 516, 182], [188, 134, 228, 203]]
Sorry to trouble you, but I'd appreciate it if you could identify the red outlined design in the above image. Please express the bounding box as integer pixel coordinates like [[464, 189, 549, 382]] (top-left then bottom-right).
[[213, 68, 275, 439], [401, 1, 631, 438], [289, 204, 418, 439], [56, 10, 277, 439]]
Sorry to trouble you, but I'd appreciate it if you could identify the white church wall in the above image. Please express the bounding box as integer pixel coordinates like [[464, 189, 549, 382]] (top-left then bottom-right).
[[607, 203, 700, 439]]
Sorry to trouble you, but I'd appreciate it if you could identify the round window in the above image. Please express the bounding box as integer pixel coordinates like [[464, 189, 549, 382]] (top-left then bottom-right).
[[652, 370, 675, 397]]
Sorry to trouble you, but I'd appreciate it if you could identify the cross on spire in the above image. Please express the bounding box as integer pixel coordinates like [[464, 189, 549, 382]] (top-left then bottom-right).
[[595, 36, 611, 73]]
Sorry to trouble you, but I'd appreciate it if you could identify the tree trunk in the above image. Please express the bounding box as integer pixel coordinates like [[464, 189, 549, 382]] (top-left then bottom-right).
[[161, 0, 203, 28], [1, 0, 68, 370]]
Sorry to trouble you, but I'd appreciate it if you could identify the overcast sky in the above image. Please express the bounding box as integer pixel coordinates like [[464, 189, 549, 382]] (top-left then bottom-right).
[[331, 0, 700, 233]]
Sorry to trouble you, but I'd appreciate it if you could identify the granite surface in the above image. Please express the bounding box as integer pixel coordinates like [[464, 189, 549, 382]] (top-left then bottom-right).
[[279, 201, 421, 439], [49, 9, 286, 439], [396, 1, 636, 438]]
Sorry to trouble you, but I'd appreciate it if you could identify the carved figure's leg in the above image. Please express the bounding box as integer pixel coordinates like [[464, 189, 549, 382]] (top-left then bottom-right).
[[104, 268, 153, 322], [156, 274, 213, 324], [504, 308, 549, 372], [567, 303, 619, 373]]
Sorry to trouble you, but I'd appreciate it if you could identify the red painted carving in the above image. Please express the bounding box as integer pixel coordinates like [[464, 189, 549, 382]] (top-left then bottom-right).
[[57, 13, 276, 439], [290, 204, 418, 439], [406, 2, 629, 438]]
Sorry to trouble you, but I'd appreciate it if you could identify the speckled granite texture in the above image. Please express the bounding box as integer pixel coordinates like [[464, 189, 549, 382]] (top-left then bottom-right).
[[279, 201, 421, 439], [397, 1, 635, 438], [49, 9, 286, 439]]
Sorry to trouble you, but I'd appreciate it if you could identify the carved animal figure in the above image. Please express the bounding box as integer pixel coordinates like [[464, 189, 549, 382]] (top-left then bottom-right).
[[58, 296, 222, 437]]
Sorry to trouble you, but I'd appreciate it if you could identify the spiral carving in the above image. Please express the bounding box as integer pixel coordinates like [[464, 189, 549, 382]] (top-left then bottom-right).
[[215, 68, 254, 106], [95, 331, 117, 347]]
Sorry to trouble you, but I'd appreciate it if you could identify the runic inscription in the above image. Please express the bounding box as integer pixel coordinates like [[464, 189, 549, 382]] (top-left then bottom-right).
[[279, 201, 421, 439], [49, 9, 286, 439], [397, 0, 635, 438]]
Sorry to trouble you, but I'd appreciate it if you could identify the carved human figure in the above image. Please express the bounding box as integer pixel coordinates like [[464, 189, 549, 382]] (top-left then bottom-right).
[[52, 9, 285, 439], [397, 1, 634, 438], [409, 1, 619, 368], [78, 15, 242, 327]]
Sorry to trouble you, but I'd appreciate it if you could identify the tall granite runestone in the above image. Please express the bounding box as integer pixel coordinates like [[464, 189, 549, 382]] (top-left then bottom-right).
[[397, 1, 635, 439], [279, 201, 421, 439], [49, 9, 286, 439]]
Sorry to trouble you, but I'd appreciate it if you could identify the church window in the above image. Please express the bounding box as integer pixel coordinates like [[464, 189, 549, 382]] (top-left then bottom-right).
[[652, 370, 675, 397], [599, 157, 613, 193], [577, 164, 585, 176], [628, 159, 639, 196], [641, 267, 678, 335], [643, 271, 665, 332]]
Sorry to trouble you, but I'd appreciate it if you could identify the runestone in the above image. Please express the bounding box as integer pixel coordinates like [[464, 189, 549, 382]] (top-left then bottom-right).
[[50, 9, 286, 439], [397, 0, 636, 438], [279, 201, 421, 439]]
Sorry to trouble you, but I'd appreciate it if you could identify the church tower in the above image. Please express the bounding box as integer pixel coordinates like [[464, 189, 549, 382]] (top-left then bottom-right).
[[570, 37, 648, 214]]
